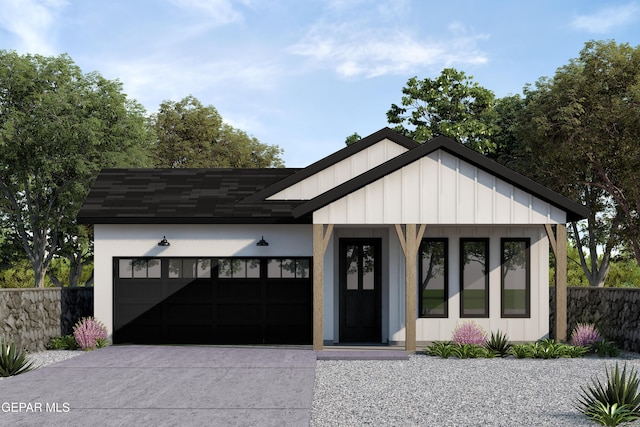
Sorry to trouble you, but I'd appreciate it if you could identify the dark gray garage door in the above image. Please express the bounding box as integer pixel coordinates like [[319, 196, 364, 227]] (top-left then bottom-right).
[[113, 257, 312, 345]]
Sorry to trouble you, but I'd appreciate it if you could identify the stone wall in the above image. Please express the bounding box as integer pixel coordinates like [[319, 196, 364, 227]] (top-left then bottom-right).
[[61, 287, 94, 335], [0, 287, 94, 352], [550, 287, 640, 352]]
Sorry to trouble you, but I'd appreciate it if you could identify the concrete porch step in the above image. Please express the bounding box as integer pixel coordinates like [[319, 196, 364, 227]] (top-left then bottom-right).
[[316, 346, 410, 361]]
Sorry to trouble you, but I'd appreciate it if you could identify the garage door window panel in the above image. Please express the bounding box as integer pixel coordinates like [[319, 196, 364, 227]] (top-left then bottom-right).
[[268, 259, 310, 279], [218, 259, 261, 278], [119, 259, 161, 279]]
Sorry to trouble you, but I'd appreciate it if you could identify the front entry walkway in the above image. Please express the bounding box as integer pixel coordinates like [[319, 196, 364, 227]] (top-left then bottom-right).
[[0, 346, 316, 426]]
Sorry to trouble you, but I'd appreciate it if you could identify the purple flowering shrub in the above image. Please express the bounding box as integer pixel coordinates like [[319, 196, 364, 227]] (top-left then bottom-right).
[[73, 317, 108, 351], [451, 321, 487, 345], [570, 323, 602, 348]]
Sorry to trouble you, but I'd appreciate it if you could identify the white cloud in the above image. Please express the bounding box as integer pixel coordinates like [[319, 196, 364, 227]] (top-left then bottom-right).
[[571, 3, 640, 33], [169, 0, 244, 26], [98, 53, 282, 112], [0, 0, 67, 54], [288, 23, 488, 78]]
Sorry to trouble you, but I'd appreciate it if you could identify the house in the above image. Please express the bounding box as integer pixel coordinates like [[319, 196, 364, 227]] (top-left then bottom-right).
[[77, 127, 589, 351]]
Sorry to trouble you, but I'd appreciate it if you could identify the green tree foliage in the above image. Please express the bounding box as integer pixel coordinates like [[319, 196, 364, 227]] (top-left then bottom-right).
[[0, 51, 152, 287], [514, 40, 640, 286], [491, 94, 525, 165], [386, 68, 499, 154], [345, 132, 362, 146], [151, 95, 284, 168]]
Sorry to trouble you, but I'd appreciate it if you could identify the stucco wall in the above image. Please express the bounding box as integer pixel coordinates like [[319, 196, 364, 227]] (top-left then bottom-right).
[[0, 287, 93, 352], [93, 223, 313, 336], [550, 287, 640, 352]]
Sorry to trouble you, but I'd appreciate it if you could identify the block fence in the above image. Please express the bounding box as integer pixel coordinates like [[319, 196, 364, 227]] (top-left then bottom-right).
[[2, 286, 639, 352], [550, 287, 640, 352], [0, 287, 93, 352]]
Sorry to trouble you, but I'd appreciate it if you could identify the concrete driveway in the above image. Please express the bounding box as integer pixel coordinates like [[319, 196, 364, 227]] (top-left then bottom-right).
[[0, 345, 317, 426]]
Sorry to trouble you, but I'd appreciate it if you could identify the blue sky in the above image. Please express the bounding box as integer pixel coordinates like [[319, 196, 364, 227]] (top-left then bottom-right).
[[1, 0, 639, 167]]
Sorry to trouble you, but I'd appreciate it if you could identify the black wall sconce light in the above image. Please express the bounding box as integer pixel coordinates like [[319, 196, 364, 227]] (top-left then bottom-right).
[[158, 236, 170, 247], [256, 236, 269, 247]]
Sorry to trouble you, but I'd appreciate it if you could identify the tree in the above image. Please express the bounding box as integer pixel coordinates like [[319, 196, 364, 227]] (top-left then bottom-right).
[[491, 94, 525, 165], [0, 51, 152, 287], [345, 132, 362, 146], [386, 68, 499, 154], [514, 40, 640, 286], [151, 96, 284, 168]]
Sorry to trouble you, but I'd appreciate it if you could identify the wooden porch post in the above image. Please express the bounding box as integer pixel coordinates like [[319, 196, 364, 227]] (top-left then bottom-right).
[[555, 224, 568, 341], [545, 224, 568, 341], [313, 223, 333, 350], [395, 224, 426, 352]]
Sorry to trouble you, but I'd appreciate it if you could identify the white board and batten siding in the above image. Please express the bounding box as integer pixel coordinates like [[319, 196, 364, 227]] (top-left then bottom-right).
[[410, 226, 550, 343], [267, 138, 410, 201], [313, 150, 567, 225]]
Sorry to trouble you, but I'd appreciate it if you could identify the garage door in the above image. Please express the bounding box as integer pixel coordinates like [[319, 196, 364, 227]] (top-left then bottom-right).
[[113, 257, 312, 345]]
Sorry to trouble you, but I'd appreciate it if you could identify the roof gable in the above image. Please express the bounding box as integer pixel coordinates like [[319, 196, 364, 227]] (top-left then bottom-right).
[[243, 127, 419, 202], [292, 136, 590, 223], [78, 130, 589, 225]]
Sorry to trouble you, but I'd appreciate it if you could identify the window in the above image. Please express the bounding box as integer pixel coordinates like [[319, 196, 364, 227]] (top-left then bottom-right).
[[218, 259, 260, 278], [168, 259, 211, 279], [460, 239, 489, 317], [419, 239, 448, 318], [501, 239, 530, 318], [118, 259, 161, 279], [267, 259, 310, 278]]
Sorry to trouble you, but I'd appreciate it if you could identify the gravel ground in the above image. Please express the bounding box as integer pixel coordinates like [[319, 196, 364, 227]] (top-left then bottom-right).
[[311, 352, 640, 427], [5, 348, 640, 425], [0, 349, 85, 381], [27, 349, 86, 368]]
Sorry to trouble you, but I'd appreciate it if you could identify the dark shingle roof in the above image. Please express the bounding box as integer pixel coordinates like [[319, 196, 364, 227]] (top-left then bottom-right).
[[77, 168, 310, 224], [78, 129, 589, 225]]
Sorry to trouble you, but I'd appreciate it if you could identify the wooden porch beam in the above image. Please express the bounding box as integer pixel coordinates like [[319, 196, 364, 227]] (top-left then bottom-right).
[[544, 224, 557, 257], [313, 223, 333, 350]]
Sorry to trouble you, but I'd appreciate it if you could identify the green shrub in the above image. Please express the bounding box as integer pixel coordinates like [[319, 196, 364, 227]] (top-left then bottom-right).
[[451, 343, 488, 359], [46, 334, 79, 350], [425, 341, 455, 358], [426, 338, 588, 359], [510, 344, 533, 359], [529, 338, 577, 359], [595, 340, 620, 358], [566, 345, 590, 358], [584, 402, 638, 426], [508, 340, 586, 359], [0, 339, 34, 377], [425, 342, 491, 359], [485, 331, 512, 357], [576, 363, 640, 426]]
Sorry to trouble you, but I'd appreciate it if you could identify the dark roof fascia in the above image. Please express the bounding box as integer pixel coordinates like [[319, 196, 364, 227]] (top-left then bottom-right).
[[292, 136, 590, 222], [242, 127, 420, 202], [78, 215, 312, 225]]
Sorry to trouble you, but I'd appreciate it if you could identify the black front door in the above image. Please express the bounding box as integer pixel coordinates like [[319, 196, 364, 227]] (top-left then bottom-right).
[[339, 239, 381, 343]]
